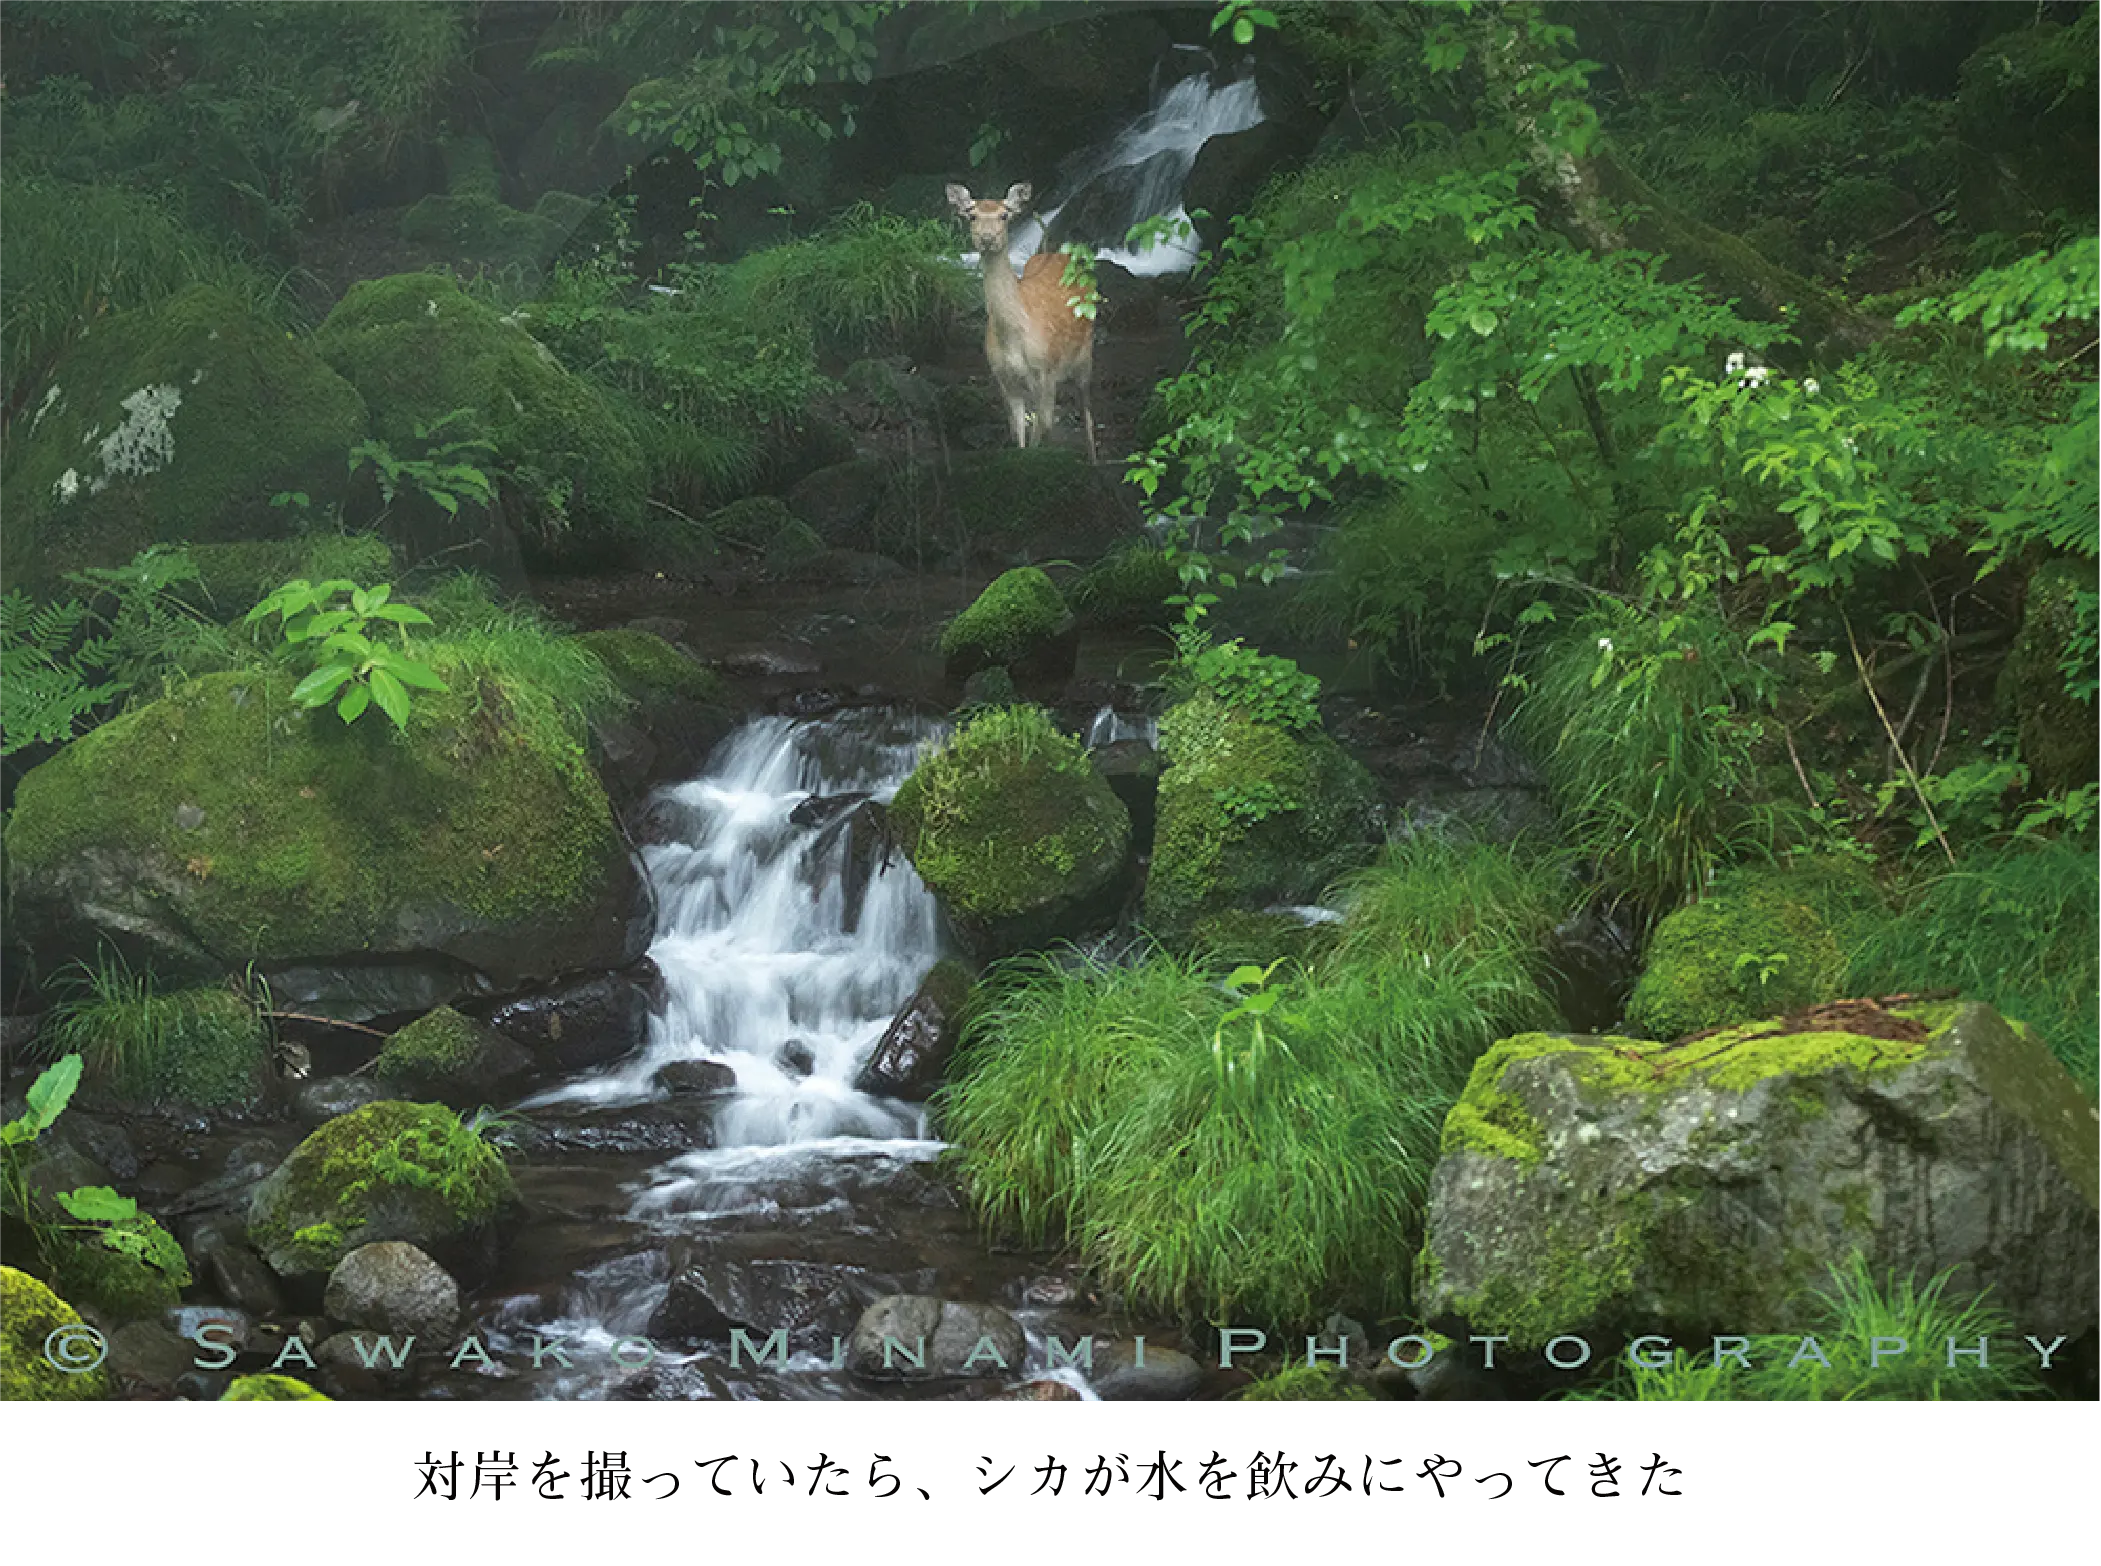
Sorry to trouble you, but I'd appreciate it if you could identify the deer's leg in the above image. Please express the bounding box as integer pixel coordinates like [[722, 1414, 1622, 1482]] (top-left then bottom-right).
[[1033, 373, 1058, 449], [1078, 365, 1097, 465], [995, 366, 1029, 448]]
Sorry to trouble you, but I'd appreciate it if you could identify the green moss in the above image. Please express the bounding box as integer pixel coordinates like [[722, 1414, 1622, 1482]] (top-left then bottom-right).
[[869, 447, 1125, 561], [572, 629, 723, 703], [314, 273, 646, 550], [222, 1373, 331, 1401], [1144, 696, 1378, 939], [5, 669, 624, 969], [247, 1100, 514, 1275], [705, 496, 827, 566], [400, 195, 563, 272], [2000, 557, 2098, 795], [183, 534, 397, 620], [1068, 544, 1181, 628], [1, 285, 369, 584], [375, 1006, 498, 1089], [889, 705, 1129, 938], [1, 1267, 109, 1400], [1625, 860, 1883, 1042], [939, 568, 1072, 666], [50, 982, 270, 1110], [46, 1216, 187, 1324]]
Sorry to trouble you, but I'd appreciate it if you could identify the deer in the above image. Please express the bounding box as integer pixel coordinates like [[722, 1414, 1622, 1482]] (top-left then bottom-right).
[[946, 182, 1097, 463]]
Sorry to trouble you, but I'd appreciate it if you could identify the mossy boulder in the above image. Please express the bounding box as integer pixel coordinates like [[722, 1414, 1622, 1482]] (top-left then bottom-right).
[[705, 495, 826, 566], [888, 706, 1131, 958], [2000, 557, 2098, 796], [222, 1372, 330, 1401], [313, 273, 647, 556], [1144, 695, 1381, 939], [939, 567, 1077, 689], [1, 285, 369, 585], [181, 534, 397, 621], [62, 984, 274, 1113], [4, 670, 646, 1021], [1069, 543, 1181, 628], [1234, 1366, 1375, 1401], [373, 1006, 532, 1104], [399, 195, 565, 273], [246, 1100, 516, 1279], [573, 628, 733, 786], [1624, 860, 1884, 1042], [1, 1267, 109, 1400], [43, 1214, 189, 1326], [1416, 1002, 2100, 1348]]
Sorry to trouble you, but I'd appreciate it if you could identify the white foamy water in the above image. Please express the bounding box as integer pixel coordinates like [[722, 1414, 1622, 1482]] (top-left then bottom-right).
[[526, 711, 947, 1147], [961, 71, 1266, 279]]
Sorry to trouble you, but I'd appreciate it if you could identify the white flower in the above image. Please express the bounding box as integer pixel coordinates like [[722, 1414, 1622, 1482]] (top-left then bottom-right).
[[53, 468, 80, 501], [1741, 365, 1769, 389], [1598, 636, 1614, 652], [1724, 351, 1747, 377]]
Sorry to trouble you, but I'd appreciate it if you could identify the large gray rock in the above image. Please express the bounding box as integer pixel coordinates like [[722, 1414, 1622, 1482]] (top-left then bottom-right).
[[1088, 1340, 1204, 1400], [847, 1295, 1026, 1380], [323, 1242, 461, 1340], [1415, 1002, 2099, 1347]]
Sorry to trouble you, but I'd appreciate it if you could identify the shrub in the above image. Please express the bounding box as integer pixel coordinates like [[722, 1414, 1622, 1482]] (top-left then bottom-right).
[[729, 203, 976, 354], [1514, 600, 1800, 916], [1847, 837, 2099, 1090]]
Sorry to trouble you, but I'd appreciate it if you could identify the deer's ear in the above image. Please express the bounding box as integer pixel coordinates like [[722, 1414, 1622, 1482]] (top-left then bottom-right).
[[1002, 182, 1033, 216], [945, 184, 975, 216]]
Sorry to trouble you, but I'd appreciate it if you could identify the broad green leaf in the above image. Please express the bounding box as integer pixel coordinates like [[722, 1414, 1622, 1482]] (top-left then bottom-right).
[[290, 663, 356, 706], [56, 1185, 138, 1224], [368, 667, 411, 730], [337, 683, 372, 723]]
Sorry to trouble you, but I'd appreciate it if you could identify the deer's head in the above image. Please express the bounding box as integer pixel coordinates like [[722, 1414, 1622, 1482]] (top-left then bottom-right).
[[947, 182, 1031, 253]]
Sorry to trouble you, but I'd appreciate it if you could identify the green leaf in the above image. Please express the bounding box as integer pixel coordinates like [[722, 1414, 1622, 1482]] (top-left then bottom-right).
[[56, 1185, 138, 1224], [368, 667, 412, 730], [21, 1051, 82, 1135], [336, 683, 371, 723], [290, 663, 356, 706]]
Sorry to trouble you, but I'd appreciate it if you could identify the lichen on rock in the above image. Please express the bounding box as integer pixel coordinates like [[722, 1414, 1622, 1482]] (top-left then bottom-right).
[[1415, 1001, 2100, 1348], [1, 1267, 109, 1400]]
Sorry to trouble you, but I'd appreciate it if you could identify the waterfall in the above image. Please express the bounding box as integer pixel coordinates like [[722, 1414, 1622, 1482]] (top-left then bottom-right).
[[526, 710, 947, 1148], [959, 67, 1266, 280]]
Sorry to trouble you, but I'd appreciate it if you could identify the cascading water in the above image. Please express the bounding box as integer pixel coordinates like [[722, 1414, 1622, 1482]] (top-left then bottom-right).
[[529, 710, 946, 1147], [1007, 68, 1265, 276]]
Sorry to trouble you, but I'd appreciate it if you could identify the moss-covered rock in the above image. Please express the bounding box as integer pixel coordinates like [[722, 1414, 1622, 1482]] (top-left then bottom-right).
[[373, 1006, 532, 1103], [44, 1214, 189, 1325], [313, 273, 646, 555], [1144, 695, 1380, 939], [1234, 1365, 1375, 1401], [1, 1267, 109, 1400], [1068, 543, 1181, 628], [55, 983, 272, 1112], [1624, 860, 1884, 1042], [246, 1100, 515, 1278], [182, 534, 397, 621], [222, 1372, 331, 1401], [888, 705, 1131, 958], [704, 495, 826, 567], [573, 629, 724, 705], [1416, 1002, 2099, 1347], [399, 195, 564, 273], [2000, 557, 2098, 796], [1, 285, 369, 585], [939, 567, 1077, 688], [5, 670, 643, 1014]]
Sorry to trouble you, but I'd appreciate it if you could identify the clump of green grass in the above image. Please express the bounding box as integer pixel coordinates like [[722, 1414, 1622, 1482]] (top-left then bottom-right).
[[940, 839, 1562, 1329], [1574, 1256, 2048, 1401], [729, 203, 977, 354], [1846, 836, 2098, 1090], [410, 572, 630, 744], [1234, 1365, 1376, 1400], [42, 955, 269, 1110], [1325, 833, 1576, 992], [1514, 600, 1801, 917]]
